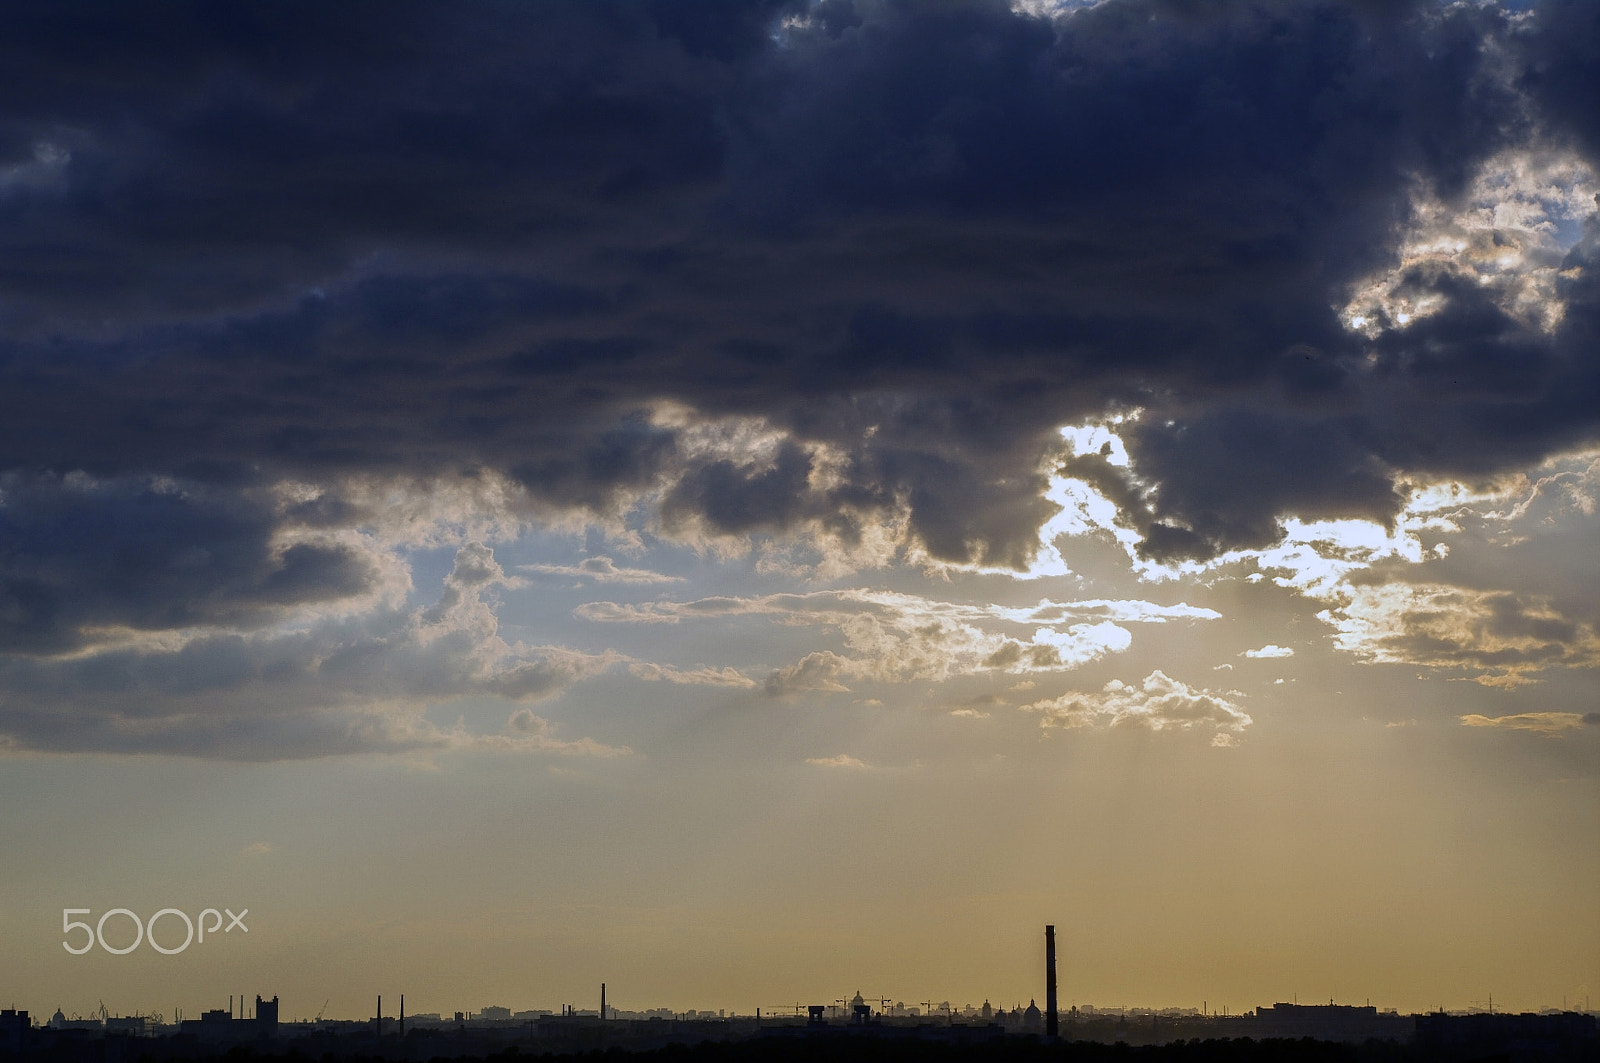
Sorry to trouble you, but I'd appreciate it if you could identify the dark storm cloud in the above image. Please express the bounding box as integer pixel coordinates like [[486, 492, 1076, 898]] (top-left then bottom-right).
[[1518, 0, 1600, 160], [0, 472, 379, 654], [1, 0, 1597, 610], [0, 1, 786, 324]]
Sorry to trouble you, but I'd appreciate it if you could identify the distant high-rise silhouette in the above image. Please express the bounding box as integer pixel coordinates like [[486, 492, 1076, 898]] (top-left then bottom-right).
[[255, 996, 278, 1038], [1046, 924, 1058, 1038]]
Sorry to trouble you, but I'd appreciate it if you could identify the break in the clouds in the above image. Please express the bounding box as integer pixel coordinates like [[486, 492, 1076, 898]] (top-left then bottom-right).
[[580, 588, 1216, 690], [1, 0, 1597, 757], [1054, 439, 1600, 687], [1273, 451, 1600, 688]]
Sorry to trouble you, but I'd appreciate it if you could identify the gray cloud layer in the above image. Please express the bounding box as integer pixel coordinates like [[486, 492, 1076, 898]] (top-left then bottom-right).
[[0, 540, 627, 758], [1, 1, 1597, 754]]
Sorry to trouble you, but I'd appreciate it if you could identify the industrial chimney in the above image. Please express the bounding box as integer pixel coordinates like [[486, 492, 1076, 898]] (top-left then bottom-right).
[[1045, 924, 1058, 1038]]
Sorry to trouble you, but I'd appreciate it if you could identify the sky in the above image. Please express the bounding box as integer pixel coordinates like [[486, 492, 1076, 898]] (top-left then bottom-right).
[[1, 0, 1597, 1024]]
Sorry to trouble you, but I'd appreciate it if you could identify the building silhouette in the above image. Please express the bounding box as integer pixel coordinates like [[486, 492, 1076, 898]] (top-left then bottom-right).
[[1, 1009, 28, 1054]]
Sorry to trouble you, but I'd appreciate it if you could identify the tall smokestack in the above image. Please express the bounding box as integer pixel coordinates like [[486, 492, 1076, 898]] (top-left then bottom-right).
[[376, 996, 382, 1040], [600, 983, 606, 1021], [1045, 924, 1058, 1038]]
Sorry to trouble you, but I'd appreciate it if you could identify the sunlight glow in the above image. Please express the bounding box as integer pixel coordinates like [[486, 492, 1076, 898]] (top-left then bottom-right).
[[1043, 422, 1600, 685], [1340, 149, 1598, 337]]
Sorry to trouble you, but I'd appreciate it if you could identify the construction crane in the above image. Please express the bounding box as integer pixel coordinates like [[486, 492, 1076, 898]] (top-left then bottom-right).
[[315, 1000, 330, 1023], [764, 1003, 804, 1016]]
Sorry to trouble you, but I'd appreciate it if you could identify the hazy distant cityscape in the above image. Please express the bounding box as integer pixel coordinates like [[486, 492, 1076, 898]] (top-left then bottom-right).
[[5, 928, 1595, 1060], [6, 995, 1597, 1061], [12, 994, 1598, 1032]]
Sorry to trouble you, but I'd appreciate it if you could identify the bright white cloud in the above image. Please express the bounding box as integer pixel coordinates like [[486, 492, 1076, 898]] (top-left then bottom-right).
[[1022, 670, 1252, 736], [989, 598, 1221, 624], [1018, 621, 1133, 668], [1243, 644, 1295, 658]]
